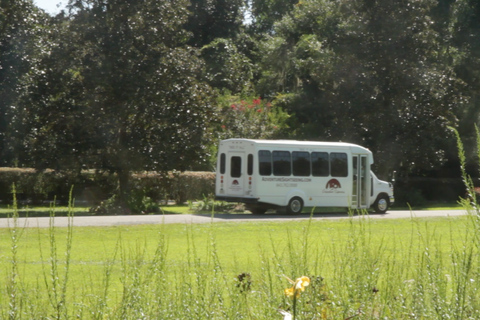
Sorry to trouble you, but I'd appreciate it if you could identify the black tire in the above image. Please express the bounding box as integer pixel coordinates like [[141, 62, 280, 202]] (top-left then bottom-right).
[[286, 197, 304, 214], [373, 195, 389, 213]]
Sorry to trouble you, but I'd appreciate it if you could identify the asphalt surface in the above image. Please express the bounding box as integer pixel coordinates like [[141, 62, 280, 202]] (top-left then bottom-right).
[[0, 209, 469, 228]]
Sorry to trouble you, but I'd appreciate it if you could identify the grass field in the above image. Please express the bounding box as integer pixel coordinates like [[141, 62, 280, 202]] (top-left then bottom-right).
[[2, 127, 476, 319], [1, 202, 480, 319]]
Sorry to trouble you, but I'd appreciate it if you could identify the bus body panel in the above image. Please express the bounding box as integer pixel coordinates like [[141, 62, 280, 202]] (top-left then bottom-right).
[[215, 139, 394, 212]]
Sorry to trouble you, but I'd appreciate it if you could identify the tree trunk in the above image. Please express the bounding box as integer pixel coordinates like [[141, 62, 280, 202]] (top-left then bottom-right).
[[117, 168, 130, 207]]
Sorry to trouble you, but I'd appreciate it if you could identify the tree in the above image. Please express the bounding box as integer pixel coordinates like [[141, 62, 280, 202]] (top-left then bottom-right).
[[184, 0, 245, 47], [15, 10, 95, 172], [215, 95, 290, 140], [0, 0, 45, 166], [249, 0, 298, 34], [200, 38, 254, 93], [450, 0, 480, 164], [22, 0, 217, 205], [256, 0, 463, 177], [185, 0, 256, 96]]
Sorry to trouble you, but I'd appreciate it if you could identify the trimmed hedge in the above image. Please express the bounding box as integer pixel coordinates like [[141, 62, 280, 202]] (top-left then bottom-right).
[[0, 168, 215, 206], [131, 170, 216, 204]]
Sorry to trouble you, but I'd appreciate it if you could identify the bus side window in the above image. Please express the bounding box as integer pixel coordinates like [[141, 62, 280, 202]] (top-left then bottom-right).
[[331, 153, 348, 177], [248, 154, 253, 175], [292, 151, 310, 176], [231, 156, 242, 178], [273, 151, 291, 176], [312, 152, 329, 176], [258, 150, 272, 176], [220, 153, 226, 174]]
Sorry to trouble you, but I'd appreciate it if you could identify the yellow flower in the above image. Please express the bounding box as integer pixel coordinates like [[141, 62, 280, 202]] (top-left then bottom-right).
[[284, 286, 296, 298], [284, 275, 310, 298], [295, 276, 310, 291]]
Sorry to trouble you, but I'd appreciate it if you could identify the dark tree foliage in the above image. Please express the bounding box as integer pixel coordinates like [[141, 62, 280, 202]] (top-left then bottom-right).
[[184, 0, 245, 47], [450, 0, 480, 159], [21, 0, 216, 201], [16, 12, 92, 172], [257, 0, 463, 177], [200, 38, 253, 93], [0, 0, 45, 166], [249, 0, 298, 34]]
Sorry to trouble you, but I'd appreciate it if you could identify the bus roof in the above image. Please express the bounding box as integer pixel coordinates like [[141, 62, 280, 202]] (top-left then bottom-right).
[[221, 138, 371, 153]]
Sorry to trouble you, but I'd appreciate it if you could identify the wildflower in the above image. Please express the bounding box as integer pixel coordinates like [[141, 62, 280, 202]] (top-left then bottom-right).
[[284, 275, 310, 298], [253, 97, 261, 105], [235, 272, 252, 293], [230, 104, 237, 110], [284, 286, 296, 298], [279, 309, 292, 320]]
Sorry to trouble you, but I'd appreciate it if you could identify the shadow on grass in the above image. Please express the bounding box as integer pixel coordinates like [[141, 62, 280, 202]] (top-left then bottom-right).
[[0, 202, 462, 219], [0, 208, 93, 218], [392, 202, 462, 211], [0, 204, 192, 218]]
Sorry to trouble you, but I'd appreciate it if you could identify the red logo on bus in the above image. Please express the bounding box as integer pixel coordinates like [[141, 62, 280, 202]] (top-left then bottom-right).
[[232, 180, 239, 185], [326, 179, 341, 189]]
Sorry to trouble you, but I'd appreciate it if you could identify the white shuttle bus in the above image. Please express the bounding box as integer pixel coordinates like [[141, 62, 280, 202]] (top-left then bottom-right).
[[215, 139, 394, 214]]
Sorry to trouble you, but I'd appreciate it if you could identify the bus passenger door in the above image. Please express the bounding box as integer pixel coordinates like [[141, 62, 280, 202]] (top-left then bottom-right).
[[226, 152, 245, 196], [352, 155, 369, 209]]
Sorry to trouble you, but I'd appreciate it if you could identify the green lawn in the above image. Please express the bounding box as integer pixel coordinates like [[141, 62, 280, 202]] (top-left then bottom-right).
[[1, 207, 479, 319]]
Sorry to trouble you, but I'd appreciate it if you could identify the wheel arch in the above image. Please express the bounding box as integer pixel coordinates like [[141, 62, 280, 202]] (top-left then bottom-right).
[[284, 189, 307, 207], [373, 192, 390, 213], [375, 192, 390, 204]]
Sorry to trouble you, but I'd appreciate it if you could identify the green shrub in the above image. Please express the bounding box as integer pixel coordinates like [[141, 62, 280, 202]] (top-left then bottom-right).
[[90, 191, 161, 215], [0, 168, 215, 209], [168, 171, 216, 204], [188, 194, 238, 212], [0, 168, 117, 205]]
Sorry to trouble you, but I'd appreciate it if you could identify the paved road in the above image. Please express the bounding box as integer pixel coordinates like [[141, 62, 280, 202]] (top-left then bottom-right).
[[0, 209, 470, 228]]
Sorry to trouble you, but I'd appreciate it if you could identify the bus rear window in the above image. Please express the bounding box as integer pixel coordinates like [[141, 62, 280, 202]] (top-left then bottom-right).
[[330, 152, 348, 177], [248, 154, 253, 175], [273, 151, 291, 176], [231, 156, 242, 178], [258, 150, 272, 176], [220, 153, 226, 174]]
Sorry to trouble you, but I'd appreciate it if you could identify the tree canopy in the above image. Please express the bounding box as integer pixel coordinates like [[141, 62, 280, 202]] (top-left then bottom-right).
[[17, 0, 217, 201], [2, 0, 480, 205]]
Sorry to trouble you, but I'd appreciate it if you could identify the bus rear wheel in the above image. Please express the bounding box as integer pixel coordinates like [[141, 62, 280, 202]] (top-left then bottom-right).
[[286, 197, 304, 214], [373, 195, 389, 213]]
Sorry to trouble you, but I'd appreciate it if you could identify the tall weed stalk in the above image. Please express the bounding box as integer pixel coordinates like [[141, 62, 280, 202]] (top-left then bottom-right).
[[38, 190, 74, 319], [6, 184, 24, 319], [451, 126, 480, 318]]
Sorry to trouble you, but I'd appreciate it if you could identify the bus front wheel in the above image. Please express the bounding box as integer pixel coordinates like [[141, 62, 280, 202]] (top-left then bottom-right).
[[286, 197, 304, 214], [373, 195, 389, 213]]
